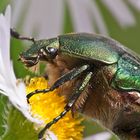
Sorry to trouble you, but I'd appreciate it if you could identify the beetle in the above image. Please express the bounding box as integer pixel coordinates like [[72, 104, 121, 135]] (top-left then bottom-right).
[[11, 29, 140, 140]]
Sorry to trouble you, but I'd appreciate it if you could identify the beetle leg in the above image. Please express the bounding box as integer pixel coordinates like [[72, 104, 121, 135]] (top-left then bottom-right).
[[10, 28, 35, 42], [38, 72, 93, 139], [27, 64, 90, 100]]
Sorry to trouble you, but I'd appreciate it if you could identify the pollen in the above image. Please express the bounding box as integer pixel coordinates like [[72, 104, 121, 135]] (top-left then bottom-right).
[[26, 77, 84, 140]]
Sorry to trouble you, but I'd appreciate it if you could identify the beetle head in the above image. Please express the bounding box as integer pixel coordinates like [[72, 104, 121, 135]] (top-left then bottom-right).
[[20, 37, 59, 67]]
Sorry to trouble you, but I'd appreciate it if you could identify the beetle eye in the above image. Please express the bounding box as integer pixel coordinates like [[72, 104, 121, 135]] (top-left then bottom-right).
[[47, 47, 57, 54], [46, 47, 58, 56], [40, 47, 58, 60]]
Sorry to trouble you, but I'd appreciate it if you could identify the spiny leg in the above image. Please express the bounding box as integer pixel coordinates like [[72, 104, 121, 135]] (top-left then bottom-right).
[[27, 64, 90, 100], [10, 28, 35, 42], [38, 71, 93, 139]]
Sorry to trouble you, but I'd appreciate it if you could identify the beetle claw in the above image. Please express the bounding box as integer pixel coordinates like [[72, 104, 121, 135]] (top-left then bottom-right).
[[26, 88, 50, 101]]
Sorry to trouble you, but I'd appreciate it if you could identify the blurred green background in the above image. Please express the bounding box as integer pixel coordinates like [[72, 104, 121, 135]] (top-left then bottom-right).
[[1, 0, 140, 139]]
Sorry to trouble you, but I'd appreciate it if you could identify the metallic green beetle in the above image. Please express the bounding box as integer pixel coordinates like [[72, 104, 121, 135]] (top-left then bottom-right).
[[11, 29, 140, 140]]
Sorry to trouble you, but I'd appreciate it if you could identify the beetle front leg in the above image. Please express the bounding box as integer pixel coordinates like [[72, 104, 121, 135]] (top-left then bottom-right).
[[38, 72, 93, 139], [27, 64, 90, 100], [10, 28, 35, 42]]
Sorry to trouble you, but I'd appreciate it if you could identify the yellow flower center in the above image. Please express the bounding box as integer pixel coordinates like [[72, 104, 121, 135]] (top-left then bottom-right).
[[26, 77, 84, 140]]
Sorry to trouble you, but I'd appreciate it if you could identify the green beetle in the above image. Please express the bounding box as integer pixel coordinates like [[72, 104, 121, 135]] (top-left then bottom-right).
[[11, 29, 140, 140]]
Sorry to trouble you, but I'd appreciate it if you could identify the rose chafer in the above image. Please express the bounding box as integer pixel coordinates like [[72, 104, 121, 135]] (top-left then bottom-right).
[[11, 29, 140, 140]]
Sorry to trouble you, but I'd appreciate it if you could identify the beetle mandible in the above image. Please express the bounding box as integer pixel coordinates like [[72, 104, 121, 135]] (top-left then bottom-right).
[[11, 29, 140, 140]]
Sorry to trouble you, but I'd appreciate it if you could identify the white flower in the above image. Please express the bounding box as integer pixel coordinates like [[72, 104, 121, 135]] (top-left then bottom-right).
[[0, 5, 40, 123], [11, 0, 140, 38]]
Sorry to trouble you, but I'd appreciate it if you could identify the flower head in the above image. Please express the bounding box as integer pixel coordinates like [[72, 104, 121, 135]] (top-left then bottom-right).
[[26, 77, 84, 140]]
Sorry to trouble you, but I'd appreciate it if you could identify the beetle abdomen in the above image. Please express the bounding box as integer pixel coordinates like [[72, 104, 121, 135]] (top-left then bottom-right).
[[112, 54, 140, 92], [59, 33, 124, 64]]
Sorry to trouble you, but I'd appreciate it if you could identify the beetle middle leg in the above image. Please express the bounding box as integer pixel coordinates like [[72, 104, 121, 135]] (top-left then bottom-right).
[[38, 71, 93, 139], [27, 64, 90, 100], [10, 28, 35, 42]]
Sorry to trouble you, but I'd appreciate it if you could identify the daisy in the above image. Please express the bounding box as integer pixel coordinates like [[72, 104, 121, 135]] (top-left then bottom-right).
[[11, 0, 140, 38]]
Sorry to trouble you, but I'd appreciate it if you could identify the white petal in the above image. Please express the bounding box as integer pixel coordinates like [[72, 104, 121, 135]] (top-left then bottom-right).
[[0, 6, 40, 123], [101, 0, 135, 27], [68, 0, 95, 33], [0, 10, 12, 84], [21, 0, 64, 38], [5, 5, 11, 25], [11, 0, 27, 26], [128, 0, 140, 11], [85, 0, 108, 35], [84, 132, 112, 140], [46, 130, 58, 140]]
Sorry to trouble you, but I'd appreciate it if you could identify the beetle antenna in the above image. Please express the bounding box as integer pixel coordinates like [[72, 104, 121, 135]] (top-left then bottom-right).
[[10, 28, 35, 42]]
